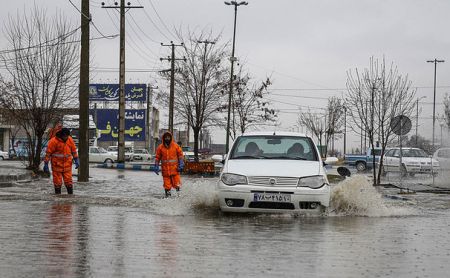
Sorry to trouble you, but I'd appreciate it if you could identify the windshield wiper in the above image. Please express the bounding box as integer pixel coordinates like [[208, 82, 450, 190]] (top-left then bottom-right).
[[232, 155, 260, 159], [262, 155, 307, 160]]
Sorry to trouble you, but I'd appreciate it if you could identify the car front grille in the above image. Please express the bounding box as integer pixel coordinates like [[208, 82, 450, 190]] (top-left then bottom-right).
[[248, 202, 295, 210], [247, 176, 299, 187]]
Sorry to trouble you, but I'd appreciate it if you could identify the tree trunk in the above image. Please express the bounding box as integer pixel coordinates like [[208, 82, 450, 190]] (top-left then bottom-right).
[[193, 128, 200, 162]]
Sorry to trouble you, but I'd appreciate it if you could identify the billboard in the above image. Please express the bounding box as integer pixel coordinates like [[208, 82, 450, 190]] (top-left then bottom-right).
[[93, 109, 146, 141], [89, 84, 146, 101]]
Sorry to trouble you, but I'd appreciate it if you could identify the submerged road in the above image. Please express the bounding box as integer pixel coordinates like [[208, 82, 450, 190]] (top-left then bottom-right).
[[0, 165, 449, 277]]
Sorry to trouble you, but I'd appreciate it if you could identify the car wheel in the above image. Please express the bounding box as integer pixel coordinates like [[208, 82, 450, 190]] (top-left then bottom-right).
[[356, 161, 366, 172], [104, 158, 113, 164], [0, 156, 4, 160], [401, 164, 407, 177]]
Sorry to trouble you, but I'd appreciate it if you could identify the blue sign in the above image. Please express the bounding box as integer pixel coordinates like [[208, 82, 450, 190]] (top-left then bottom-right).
[[93, 109, 146, 141], [89, 84, 146, 101]]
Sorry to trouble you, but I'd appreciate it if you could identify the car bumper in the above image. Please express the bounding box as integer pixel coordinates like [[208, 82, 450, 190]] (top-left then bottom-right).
[[217, 182, 330, 213]]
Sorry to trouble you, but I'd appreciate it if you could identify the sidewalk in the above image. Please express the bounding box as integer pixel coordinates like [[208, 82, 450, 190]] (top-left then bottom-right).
[[0, 161, 34, 186]]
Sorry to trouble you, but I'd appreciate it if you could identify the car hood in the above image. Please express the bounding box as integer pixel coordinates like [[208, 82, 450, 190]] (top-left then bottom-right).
[[224, 159, 323, 177]]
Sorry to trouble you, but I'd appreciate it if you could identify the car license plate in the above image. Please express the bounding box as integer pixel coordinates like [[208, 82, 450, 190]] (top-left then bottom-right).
[[253, 193, 291, 202]]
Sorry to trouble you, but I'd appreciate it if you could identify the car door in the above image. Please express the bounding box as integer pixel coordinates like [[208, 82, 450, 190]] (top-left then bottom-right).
[[383, 149, 394, 171], [89, 147, 100, 163]]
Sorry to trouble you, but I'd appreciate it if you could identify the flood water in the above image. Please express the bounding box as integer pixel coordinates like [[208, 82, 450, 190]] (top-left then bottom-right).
[[1, 168, 450, 277]]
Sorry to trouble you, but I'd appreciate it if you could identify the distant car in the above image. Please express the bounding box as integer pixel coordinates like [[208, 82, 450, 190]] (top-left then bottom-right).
[[0, 149, 9, 160], [89, 146, 117, 163], [216, 131, 332, 213], [106, 146, 133, 161], [132, 149, 152, 161], [433, 148, 450, 170], [383, 147, 439, 176]]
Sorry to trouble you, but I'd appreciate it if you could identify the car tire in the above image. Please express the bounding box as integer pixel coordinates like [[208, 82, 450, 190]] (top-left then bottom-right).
[[104, 158, 113, 164], [356, 161, 366, 172], [0, 156, 4, 160]]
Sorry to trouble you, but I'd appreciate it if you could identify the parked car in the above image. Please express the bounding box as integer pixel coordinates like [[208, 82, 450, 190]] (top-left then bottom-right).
[[89, 146, 117, 163], [0, 149, 9, 160], [383, 147, 439, 176], [433, 148, 450, 170], [132, 149, 152, 161], [345, 148, 382, 172], [106, 146, 133, 161], [216, 131, 333, 213]]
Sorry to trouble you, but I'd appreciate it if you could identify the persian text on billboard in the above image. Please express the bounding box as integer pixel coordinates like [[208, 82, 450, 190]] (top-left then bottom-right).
[[93, 109, 146, 141], [89, 84, 146, 101]]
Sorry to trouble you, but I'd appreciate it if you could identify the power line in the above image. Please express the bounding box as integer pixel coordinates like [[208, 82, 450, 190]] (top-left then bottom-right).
[[147, 0, 176, 38], [136, 0, 172, 41]]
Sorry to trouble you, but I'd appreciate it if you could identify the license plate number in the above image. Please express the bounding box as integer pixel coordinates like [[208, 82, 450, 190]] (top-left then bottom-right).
[[253, 193, 291, 202]]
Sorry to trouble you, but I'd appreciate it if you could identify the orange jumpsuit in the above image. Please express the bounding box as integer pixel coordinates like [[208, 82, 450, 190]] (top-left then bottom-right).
[[45, 136, 78, 189], [155, 132, 184, 190]]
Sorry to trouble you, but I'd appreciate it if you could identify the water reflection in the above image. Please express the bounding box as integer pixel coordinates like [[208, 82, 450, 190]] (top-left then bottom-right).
[[45, 203, 74, 277]]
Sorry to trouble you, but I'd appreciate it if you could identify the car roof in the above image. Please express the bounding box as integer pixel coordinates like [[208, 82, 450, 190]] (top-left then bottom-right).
[[240, 131, 308, 137]]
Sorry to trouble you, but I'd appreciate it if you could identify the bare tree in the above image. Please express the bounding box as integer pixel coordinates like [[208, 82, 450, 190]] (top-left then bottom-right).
[[0, 7, 79, 172], [297, 96, 344, 157], [228, 66, 277, 139], [346, 57, 416, 185], [159, 30, 228, 160]]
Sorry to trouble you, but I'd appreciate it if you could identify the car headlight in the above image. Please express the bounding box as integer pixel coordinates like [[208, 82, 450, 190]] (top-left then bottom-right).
[[298, 175, 327, 189], [221, 173, 247, 186]]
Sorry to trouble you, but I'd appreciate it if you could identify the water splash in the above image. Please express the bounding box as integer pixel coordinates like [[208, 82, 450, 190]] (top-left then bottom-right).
[[330, 175, 415, 217], [152, 179, 220, 216]]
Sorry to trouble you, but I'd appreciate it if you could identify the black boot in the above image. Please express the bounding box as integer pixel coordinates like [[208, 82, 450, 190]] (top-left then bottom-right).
[[66, 186, 73, 195], [165, 189, 171, 197], [55, 187, 61, 195], [176, 187, 180, 192]]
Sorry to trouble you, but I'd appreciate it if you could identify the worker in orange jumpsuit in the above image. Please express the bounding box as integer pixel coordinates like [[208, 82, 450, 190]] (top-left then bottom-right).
[[154, 132, 184, 197], [44, 127, 79, 195]]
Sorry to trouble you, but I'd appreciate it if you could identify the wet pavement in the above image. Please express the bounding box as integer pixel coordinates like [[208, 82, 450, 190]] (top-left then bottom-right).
[[0, 163, 450, 277]]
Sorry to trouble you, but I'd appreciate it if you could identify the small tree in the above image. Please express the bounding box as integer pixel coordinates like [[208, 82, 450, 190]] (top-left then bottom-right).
[[346, 57, 416, 185], [0, 7, 79, 172], [229, 66, 277, 139], [159, 30, 228, 160]]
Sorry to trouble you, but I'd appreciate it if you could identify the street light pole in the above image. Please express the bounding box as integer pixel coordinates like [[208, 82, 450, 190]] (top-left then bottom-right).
[[225, 1, 248, 154], [427, 59, 444, 151]]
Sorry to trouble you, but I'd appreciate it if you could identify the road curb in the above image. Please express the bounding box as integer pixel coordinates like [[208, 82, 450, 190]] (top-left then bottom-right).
[[96, 163, 156, 171]]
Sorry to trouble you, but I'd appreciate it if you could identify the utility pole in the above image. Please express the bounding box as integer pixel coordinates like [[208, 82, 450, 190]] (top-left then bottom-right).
[[225, 1, 248, 154], [160, 41, 185, 134], [102, 1, 143, 163], [145, 83, 157, 153], [427, 59, 444, 151], [343, 106, 347, 157], [78, 0, 90, 182]]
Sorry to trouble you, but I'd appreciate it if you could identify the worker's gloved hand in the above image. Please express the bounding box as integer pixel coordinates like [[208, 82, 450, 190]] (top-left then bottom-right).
[[178, 159, 184, 172], [43, 162, 50, 174], [74, 158, 80, 169], [153, 163, 160, 175]]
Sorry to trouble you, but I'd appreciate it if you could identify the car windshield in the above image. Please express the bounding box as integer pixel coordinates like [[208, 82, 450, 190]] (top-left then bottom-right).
[[230, 135, 318, 161], [401, 149, 428, 157]]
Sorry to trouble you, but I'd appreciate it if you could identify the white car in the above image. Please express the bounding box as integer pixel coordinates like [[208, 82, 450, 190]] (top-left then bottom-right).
[[383, 147, 439, 176], [89, 146, 117, 163], [132, 149, 152, 161], [106, 146, 133, 161], [0, 149, 9, 160], [216, 131, 331, 213], [433, 148, 450, 170]]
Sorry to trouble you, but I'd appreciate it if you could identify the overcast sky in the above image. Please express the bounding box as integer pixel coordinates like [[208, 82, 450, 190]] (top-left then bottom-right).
[[2, 0, 450, 151]]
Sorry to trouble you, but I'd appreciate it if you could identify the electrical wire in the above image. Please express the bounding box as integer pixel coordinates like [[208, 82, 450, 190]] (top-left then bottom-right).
[[147, 0, 176, 38], [136, 0, 172, 41]]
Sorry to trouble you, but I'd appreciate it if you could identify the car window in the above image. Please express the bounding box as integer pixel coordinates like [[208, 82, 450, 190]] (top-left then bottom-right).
[[371, 149, 382, 156], [98, 147, 108, 153], [90, 148, 99, 153], [230, 135, 318, 161], [135, 150, 142, 154], [385, 149, 394, 157]]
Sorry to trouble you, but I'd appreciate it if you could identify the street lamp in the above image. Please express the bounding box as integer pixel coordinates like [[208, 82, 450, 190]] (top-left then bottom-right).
[[224, 1, 248, 154], [427, 59, 444, 151]]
